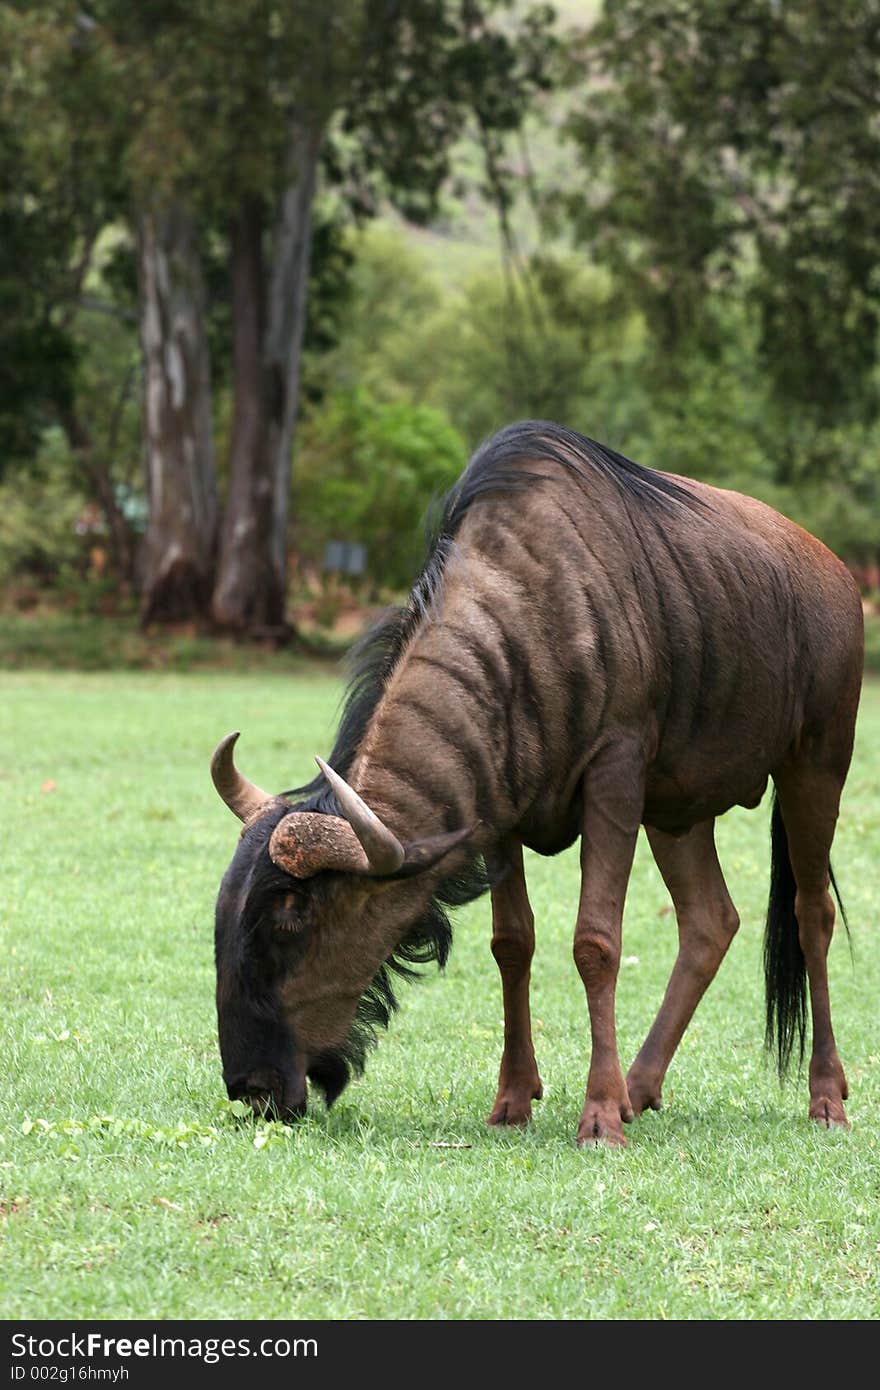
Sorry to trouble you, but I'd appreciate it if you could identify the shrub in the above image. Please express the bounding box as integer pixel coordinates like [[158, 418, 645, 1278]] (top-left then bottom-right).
[[0, 435, 92, 599], [293, 389, 467, 591]]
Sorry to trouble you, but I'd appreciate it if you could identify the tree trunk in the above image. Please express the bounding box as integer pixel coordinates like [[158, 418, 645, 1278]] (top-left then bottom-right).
[[137, 199, 217, 626], [58, 404, 138, 589], [211, 124, 322, 637]]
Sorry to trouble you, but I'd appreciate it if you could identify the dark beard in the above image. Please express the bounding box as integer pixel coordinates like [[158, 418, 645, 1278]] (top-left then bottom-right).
[[307, 1049, 351, 1107]]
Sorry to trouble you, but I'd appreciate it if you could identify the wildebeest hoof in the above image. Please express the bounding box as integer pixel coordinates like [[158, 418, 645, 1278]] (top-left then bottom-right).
[[487, 1080, 543, 1127], [809, 1095, 850, 1129], [576, 1100, 631, 1148], [487, 1100, 531, 1127], [625, 1068, 663, 1116]]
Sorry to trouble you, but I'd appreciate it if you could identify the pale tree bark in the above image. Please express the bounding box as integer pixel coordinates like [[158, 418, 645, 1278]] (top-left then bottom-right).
[[137, 200, 217, 625], [211, 124, 323, 636]]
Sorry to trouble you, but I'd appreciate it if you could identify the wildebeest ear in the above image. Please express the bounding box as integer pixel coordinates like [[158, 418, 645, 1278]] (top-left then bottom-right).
[[381, 825, 476, 880]]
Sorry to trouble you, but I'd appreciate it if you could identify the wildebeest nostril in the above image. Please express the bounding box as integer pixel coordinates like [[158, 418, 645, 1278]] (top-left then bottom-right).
[[227, 1069, 307, 1121]]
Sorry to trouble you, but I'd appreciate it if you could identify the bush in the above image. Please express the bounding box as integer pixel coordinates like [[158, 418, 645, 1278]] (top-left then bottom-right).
[[309, 225, 645, 452], [0, 435, 92, 598], [422, 253, 643, 449], [305, 222, 445, 408], [293, 389, 467, 591]]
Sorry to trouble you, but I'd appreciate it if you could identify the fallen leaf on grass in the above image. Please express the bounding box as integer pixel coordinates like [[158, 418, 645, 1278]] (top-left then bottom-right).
[[153, 1197, 185, 1212], [41, 780, 57, 794]]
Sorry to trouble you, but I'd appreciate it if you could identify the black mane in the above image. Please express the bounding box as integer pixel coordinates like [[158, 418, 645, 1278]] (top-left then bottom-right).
[[339, 850, 490, 1080], [285, 421, 702, 1075], [298, 420, 702, 796]]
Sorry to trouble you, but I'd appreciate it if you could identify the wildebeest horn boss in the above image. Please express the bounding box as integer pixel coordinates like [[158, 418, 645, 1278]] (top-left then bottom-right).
[[211, 420, 863, 1145]]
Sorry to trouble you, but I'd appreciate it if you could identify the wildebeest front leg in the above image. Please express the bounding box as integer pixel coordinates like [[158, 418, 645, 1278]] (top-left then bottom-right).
[[486, 836, 543, 1126], [626, 820, 740, 1115], [574, 739, 646, 1147]]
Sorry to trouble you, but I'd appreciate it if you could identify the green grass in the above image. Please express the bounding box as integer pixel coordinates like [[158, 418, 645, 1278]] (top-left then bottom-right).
[[1, 668, 879, 1320]]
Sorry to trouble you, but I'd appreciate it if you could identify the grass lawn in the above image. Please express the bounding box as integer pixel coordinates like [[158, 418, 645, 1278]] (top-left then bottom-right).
[[1, 666, 878, 1320]]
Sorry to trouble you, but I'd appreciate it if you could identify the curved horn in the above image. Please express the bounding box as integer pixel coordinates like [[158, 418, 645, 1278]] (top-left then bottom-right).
[[315, 756, 405, 875], [211, 732, 273, 822]]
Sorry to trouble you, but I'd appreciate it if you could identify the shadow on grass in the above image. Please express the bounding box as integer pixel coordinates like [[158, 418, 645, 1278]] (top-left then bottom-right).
[[3, 606, 879, 674], [211, 1079, 844, 1157], [0, 610, 347, 673]]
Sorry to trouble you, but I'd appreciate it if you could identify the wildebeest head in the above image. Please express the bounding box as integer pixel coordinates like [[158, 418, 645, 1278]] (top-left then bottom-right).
[[211, 733, 473, 1120]]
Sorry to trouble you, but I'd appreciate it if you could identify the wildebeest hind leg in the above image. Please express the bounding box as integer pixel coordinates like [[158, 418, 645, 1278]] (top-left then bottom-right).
[[774, 763, 850, 1128], [486, 836, 543, 1126], [626, 820, 740, 1116], [574, 738, 647, 1147]]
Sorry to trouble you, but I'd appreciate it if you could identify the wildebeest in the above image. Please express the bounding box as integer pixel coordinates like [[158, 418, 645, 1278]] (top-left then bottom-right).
[[211, 420, 863, 1146]]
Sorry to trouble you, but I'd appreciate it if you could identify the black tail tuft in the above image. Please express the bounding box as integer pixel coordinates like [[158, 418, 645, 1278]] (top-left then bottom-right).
[[829, 862, 853, 960], [763, 794, 806, 1076]]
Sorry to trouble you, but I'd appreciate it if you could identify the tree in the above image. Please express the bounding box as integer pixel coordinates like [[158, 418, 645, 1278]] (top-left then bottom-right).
[[562, 0, 880, 422], [0, 106, 75, 469], [0, 2, 136, 580], [4, 2, 557, 628], [137, 200, 217, 623], [115, 1, 556, 634], [208, 0, 558, 635]]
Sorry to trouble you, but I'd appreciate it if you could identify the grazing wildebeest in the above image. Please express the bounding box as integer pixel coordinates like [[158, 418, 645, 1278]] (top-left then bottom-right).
[[211, 421, 863, 1146]]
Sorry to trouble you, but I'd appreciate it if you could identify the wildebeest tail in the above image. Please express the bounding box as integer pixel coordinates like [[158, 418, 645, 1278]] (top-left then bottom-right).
[[763, 793, 806, 1076]]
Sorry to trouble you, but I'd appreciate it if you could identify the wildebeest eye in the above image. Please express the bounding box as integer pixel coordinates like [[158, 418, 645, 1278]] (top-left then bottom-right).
[[273, 918, 303, 939], [271, 892, 306, 939]]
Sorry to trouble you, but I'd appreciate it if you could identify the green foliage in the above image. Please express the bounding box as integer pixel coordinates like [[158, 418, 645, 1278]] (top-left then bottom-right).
[[617, 305, 774, 486], [0, 109, 75, 467], [1, 2, 558, 610], [303, 221, 444, 405], [6, 0, 880, 602], [563, 0, 880, 423], [0, 220, 145, 593], [329, 0, 559, 223], [864, 606, 880, 674], [607, 311, 880, 568], [426, 253, 642, 447], [313, 223, 644, 449], [0, 2, 129, 471], [770, 424, 880, 566], [0, 26, 73, 467], [0, 438, 90, 591], [69, 238, 143, 472], [294, 389, 467, 588], [0, 278, 73, 469], [0, 610, 340, 671], [301, 219, 880, 570]]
